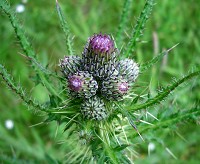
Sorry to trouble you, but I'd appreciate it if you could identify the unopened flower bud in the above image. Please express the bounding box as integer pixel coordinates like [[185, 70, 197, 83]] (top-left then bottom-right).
[[88, 33, 115, 55], [117, 59, 139, 82], [68, 71, 98, 98], [59, 56, 82, 77], [101, 75, 130, 100], [81, 96, 107, 120], [82, 33, 117, 75]]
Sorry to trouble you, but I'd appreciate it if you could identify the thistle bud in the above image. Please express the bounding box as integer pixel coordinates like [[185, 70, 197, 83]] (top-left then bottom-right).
[[101, 75, 130, 101], [68, 71, 98, 98], [82, 33, 117, 75], [59, 56, 82, 77], [81, 96, 107, 120], [117, 59, 139, 82], [93, 63, 119, 80], [88, 33, 115, 55]]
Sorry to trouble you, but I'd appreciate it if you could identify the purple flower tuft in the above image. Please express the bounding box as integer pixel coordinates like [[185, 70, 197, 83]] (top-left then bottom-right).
[[89, 34, 115, 54], [68, 75, 83, 92], [118, 82, 129, 94], [67, 71, 98, 98]]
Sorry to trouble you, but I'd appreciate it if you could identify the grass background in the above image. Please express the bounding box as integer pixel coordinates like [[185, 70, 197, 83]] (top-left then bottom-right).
[[0, 0, 200, 163]]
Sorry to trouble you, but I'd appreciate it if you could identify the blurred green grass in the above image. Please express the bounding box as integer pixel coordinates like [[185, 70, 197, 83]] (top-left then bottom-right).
[[0, 0, 200, 162]]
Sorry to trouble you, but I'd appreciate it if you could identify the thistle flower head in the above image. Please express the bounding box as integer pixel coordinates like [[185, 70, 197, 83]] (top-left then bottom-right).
[[117, 59, 139, 82], [82, 33, 118, 76], [67, 71, 98, 98], [81, 96, 107, 120], [59, 56, 82, 77], [101, 75, 130, 100], [88, 33, 115, 55], [68, 75, 83, 92]]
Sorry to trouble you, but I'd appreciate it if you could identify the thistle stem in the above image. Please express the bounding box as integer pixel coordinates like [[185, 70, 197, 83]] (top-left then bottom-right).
[[124, 0, 154, 58], [56, 0, 73, 56]]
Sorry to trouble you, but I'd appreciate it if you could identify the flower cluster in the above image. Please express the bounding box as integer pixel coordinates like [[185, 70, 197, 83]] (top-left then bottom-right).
[[59, 33, 139, 120]]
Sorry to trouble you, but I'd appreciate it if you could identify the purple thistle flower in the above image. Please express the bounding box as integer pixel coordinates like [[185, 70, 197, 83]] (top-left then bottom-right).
[[59, 34, 140, 104], [82, 33, 118, 77], [68, 75, 83, 92], [88, 33, 115, 55], [118, 82, 129, 94], [67, 71, 98, 98]]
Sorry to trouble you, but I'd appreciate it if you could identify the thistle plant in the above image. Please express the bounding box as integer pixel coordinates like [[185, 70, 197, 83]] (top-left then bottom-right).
[[0, 0, 200, 163]]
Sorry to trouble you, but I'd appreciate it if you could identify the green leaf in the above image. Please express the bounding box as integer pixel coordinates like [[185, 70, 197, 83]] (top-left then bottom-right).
[[0, 64, 44, 112], [140, 43, 179, 73], [44, 113, 61, 123], [130, 95, 140, 105], [128, 71, 200, 112], [45, 154, 61, 164]]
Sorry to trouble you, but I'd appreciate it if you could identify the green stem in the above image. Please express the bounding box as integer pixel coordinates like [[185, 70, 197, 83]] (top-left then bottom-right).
[[0, 64, 44, 111], [56, 0, 73, 56], [0, 1, 64, 101], [140, 43, 179, 73], [0, 1, 51, 75], [37, 70, 64, 102], [99, 123, 120, 164], [124, 0, 154, 58]]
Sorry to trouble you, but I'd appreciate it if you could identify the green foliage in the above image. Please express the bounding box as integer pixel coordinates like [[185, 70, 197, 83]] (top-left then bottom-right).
[[0, 0, 200, 163], [0, 64, 44, 112], [0, 0, 49, 74], [0, 0, 64, 104], [140, 43, 179, 73]]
